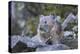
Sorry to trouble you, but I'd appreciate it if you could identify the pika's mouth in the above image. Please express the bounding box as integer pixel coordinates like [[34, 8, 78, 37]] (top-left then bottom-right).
[[39, 25, 50, 33], [39, 27, 47, 33]]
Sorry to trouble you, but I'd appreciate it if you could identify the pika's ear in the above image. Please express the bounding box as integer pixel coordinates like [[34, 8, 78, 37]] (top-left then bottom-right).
[[49, 14, 53, 16], [49, 14, 56, 19], [56, 16, 61, 22], [39, 15, 44, 18], [49, 14, 54, 18]]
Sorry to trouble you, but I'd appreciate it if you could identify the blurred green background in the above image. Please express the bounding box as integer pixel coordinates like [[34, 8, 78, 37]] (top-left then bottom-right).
[[10, 1, 78, 37]]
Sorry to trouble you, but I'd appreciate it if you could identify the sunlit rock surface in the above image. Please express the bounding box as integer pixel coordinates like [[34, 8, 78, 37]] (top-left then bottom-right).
[[62, 13, 77, 30], [11, 35, 47, 48], [36, 44, 70, 51]]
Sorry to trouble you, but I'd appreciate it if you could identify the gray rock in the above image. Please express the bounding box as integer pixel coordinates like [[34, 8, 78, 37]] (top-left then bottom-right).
[[62, 13, 77, 30], [36, 44, 70, 51], [11, 35, 20, 48], [72, 26, 78, 32], [11, 35, 47, 48], [64, 31, 76, 39]]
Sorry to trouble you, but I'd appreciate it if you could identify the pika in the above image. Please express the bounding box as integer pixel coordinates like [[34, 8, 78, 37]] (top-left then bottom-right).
[[32, 15, 63, 45]]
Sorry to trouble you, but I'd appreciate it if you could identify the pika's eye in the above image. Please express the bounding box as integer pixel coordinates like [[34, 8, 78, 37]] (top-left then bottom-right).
[[44, 21, 47, 24]]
